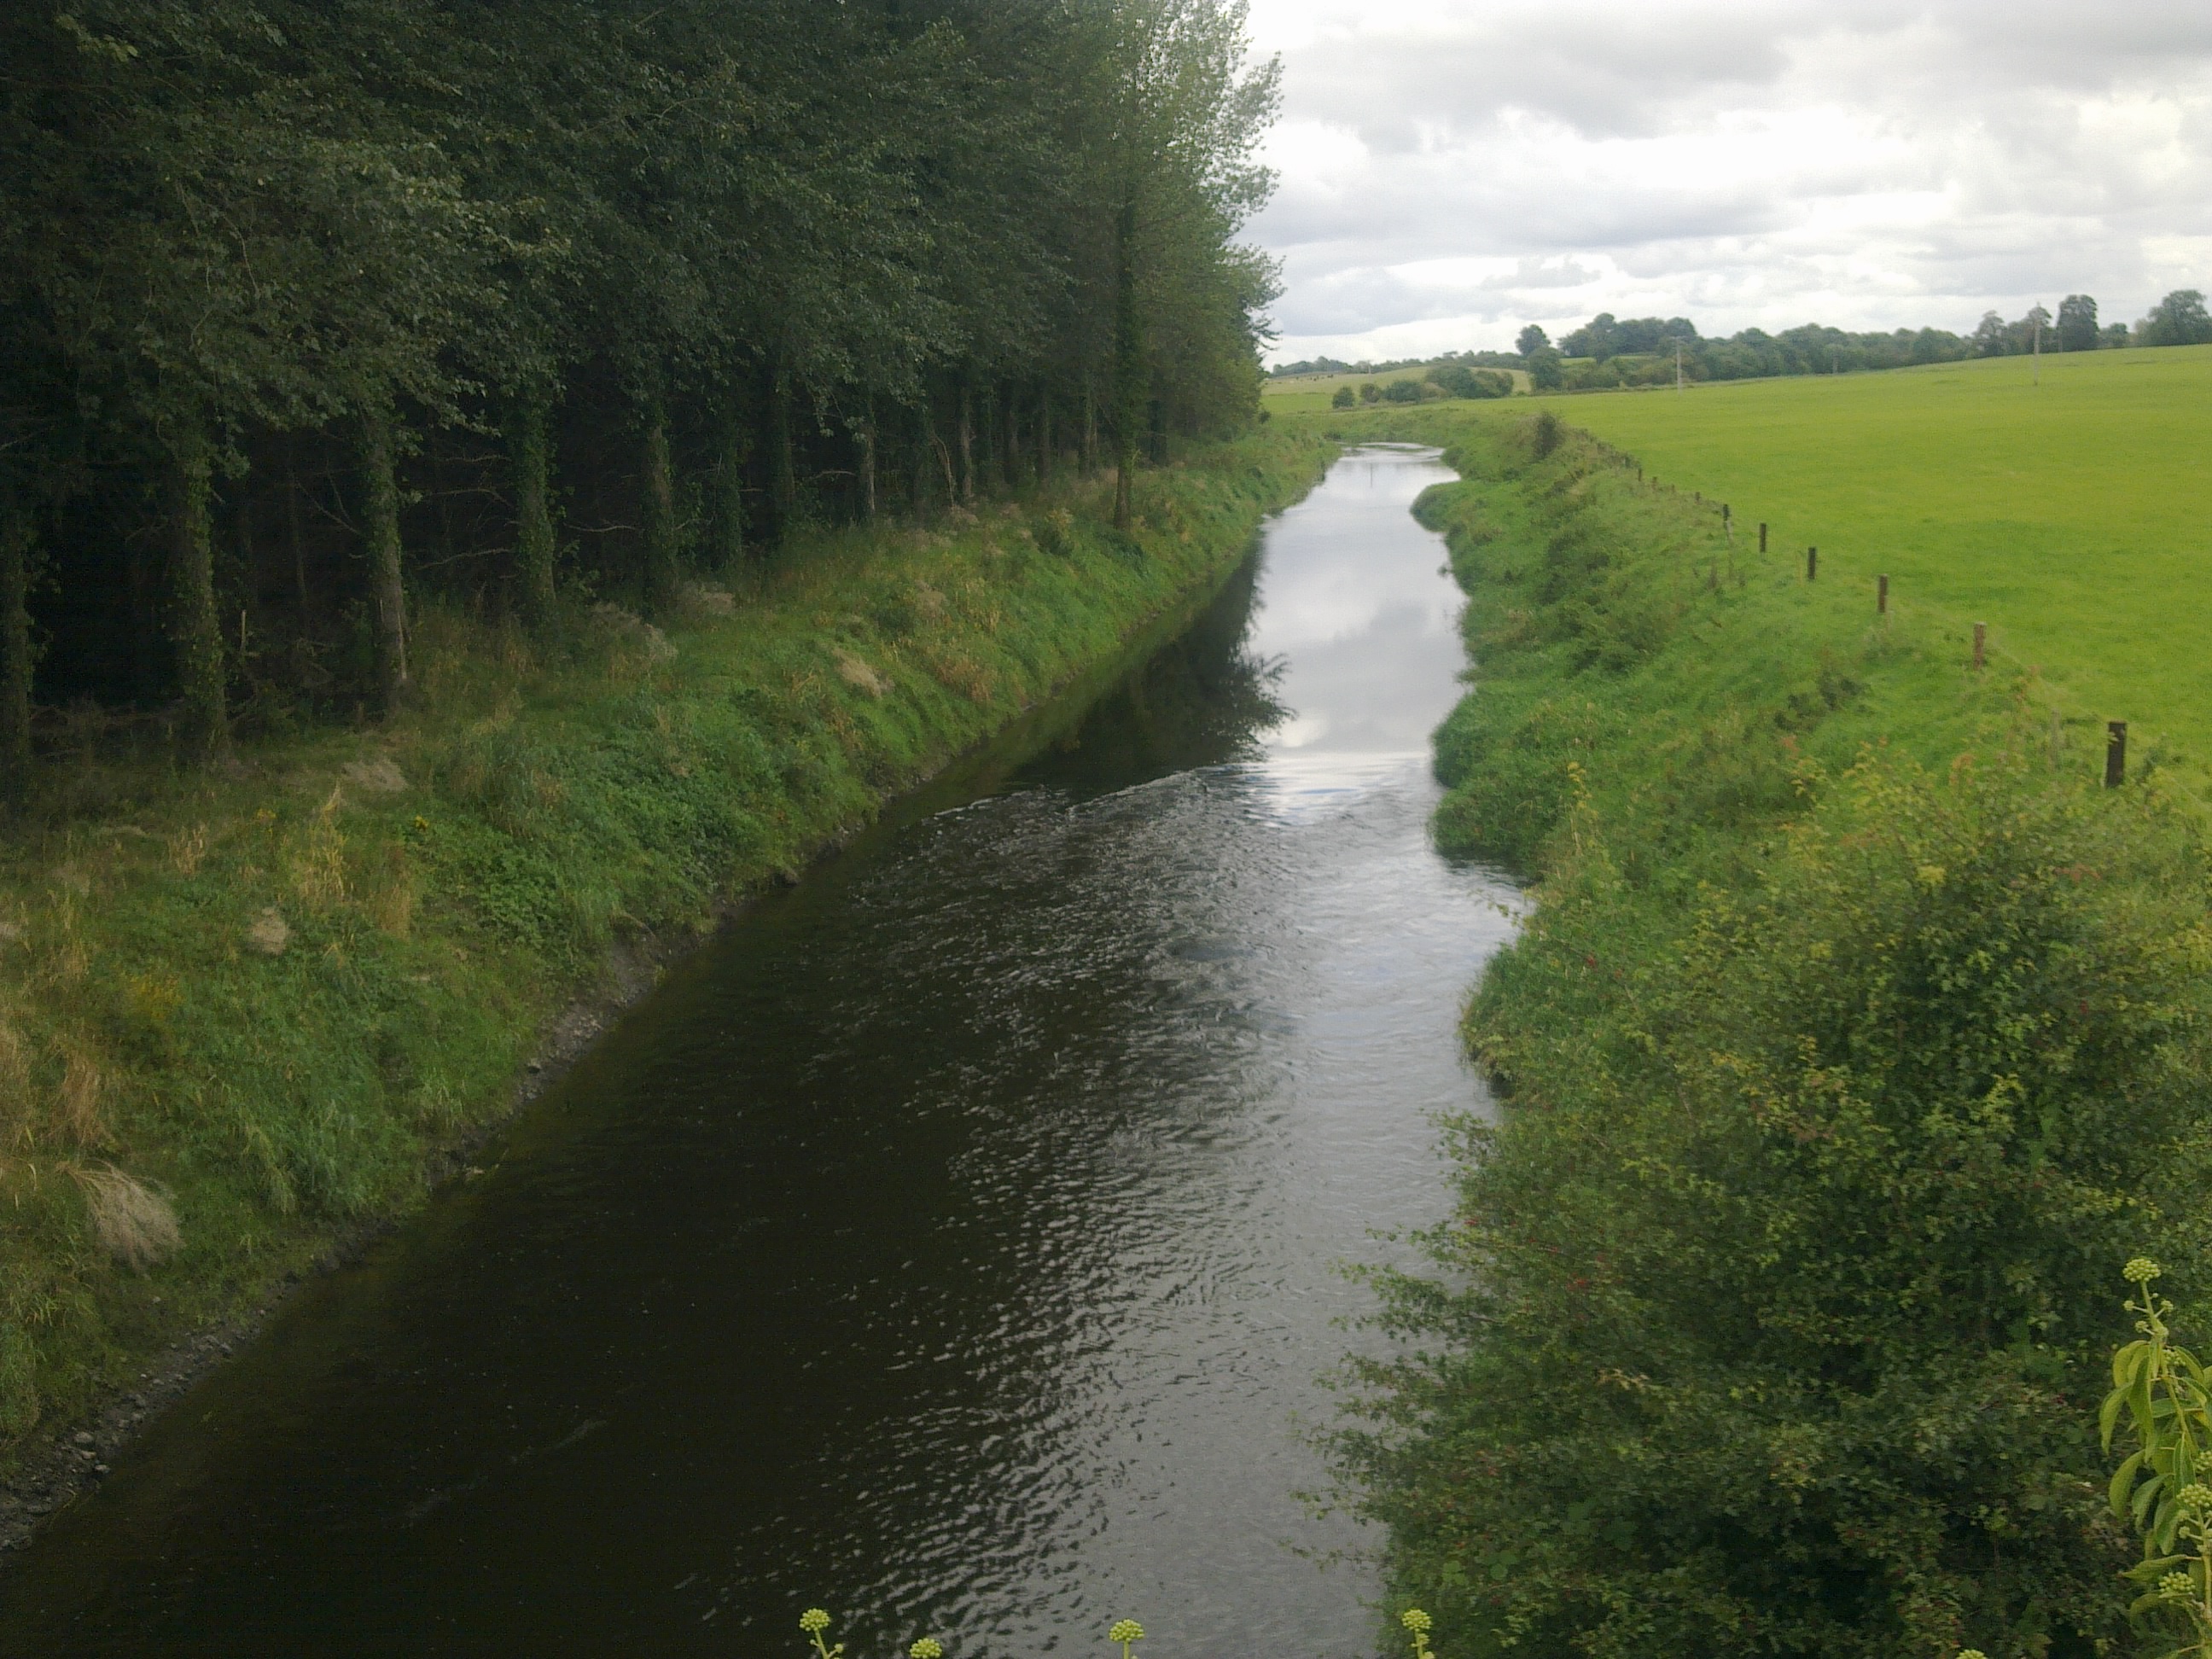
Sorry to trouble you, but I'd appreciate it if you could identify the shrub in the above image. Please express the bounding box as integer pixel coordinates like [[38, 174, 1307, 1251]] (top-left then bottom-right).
[[1342, 754, 2212, 1658], [1331, 385, 1356, 409]]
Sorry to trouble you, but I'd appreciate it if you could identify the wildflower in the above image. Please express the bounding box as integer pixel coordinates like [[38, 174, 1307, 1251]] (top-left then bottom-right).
[[1109, 1620, 1145, 1655], [1959, 1650, 1988, 1659], [2163, 1572, 2195, 1601], [411, 815, 430, 832], [801, 1611, 831, 1635], [1401, 1610, 1433, 1634], [2180, 1483, 2212, 1514], [2126, 1257, 2163, 1284], [911, 1640, 943, 1659]]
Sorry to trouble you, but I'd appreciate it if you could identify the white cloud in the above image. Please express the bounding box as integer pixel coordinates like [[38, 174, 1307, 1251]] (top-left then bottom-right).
[[1244, 0, 2212, 361]]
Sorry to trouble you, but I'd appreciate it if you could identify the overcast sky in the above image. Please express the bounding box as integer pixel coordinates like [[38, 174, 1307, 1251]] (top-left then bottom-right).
[[1243, 0, 2212, 363]]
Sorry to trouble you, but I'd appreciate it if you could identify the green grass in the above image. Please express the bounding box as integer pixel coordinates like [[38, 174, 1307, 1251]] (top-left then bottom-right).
[[1474, 345, 2212, 800], [0, 430, 1330, 1459]]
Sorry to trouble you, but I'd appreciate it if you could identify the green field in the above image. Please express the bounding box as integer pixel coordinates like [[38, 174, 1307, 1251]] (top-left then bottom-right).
[[1262, 363, 1530, 415], [1499, 345, 2212, 795]]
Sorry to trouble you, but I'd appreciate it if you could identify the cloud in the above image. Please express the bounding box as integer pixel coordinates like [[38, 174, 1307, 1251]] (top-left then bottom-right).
[[1245, 0, 2212, 361]]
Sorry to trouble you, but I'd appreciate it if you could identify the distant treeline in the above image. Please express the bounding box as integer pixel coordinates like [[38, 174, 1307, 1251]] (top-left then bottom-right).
[[1275, 287, 2212, 392], [0, 0, 1280, 800]]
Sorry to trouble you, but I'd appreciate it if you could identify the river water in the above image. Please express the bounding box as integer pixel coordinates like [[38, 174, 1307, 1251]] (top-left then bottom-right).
[[0, 445, 1516, 1656]]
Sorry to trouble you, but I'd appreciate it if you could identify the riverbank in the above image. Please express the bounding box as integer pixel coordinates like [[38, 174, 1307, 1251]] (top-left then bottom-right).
[[0, 429, 1331, 1511], [1309, 403, 2212, 1655]]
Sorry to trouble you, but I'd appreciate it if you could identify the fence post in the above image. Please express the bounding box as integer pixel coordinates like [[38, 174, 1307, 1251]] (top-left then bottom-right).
[[2106, 720, 2128, 788], [1877, 574, 1888, 614], [1759, 522, 1767, 554], [1806, 546, 1817, 581], [1972, 621, 1985, 670]]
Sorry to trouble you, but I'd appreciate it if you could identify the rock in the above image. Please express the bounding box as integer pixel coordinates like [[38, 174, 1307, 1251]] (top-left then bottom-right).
[[93, 1464, 110, 1476], [73, 1431, 93, 1447], [339, 757, 408, 795], [244, 907, 290, 956]]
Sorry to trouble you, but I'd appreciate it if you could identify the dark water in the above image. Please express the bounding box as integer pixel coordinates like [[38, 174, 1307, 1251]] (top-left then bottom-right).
[[0, 446, 1516, 1657]]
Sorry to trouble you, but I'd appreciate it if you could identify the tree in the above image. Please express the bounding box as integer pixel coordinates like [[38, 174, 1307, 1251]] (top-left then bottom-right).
[[1516, 323, 1549, 358], [2141, 290, 2212, 347], [2055, 294, 2099, 352], [1525, 345, 1563, 390], [1972, 310, 2011, 356], [1330, 384, 1354, 409]]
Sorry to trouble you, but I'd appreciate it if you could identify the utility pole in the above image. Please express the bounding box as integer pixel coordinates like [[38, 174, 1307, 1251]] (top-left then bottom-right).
[[1674, 338, 1683, 392], [2034, 306, 2042, 387]]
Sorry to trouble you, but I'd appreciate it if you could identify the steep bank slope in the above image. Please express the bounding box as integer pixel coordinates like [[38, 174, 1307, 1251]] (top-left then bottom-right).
[[1317, 405, 2212, 1656], [0, 432, 1330, 1476]]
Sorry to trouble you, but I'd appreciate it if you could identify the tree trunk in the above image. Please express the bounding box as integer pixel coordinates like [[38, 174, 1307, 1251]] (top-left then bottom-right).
[[912, 402, 937, 522], [640, 398, 681, 614], [713, 407, 748, 577], [1036, 388, 1052, 481], [1004, 389, 1022, 491], [0, 475, 32, 807], [770, 370, 798, 538], [285, 434, 309, 623], [1082, 375, 1097, 476], [1112, 196, 1144, 530], [975, 380, 995, 496], [358, 399, 410, 711], [510, 390, 560, 632], [166, 421, 230, 749], [856, 399, 876, 523], [956, 382, 975, 505]]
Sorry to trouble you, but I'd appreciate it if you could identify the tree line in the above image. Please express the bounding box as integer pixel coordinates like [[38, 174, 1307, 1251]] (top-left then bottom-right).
[[1511, 289, 2210, 390], [0, 0, 1282, 804]]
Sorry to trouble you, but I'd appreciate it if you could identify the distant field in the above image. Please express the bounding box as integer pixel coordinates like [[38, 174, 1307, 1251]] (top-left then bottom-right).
[[1492, 346, 2212, 791], [1262, 364, 1530, 415]]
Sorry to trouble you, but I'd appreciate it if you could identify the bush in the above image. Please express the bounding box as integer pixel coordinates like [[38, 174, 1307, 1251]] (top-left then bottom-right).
[[1331, 385, 1356, 409], [1382, 379, 1423, 404], [1428, 364, 1514, 401], [1345, 754, 2212, 1659]]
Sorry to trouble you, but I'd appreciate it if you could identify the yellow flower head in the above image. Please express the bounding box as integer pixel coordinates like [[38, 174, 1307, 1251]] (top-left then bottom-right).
[[2125, 1257, 2163, 1284], [2180, 1483, 2212, 1514], [910, 1639, 944, 1659], [800, 1610, 832, 1635], [1401, 1610, 1433, 1634], [2163, 1572, 2195, 1601], [1109, 1621, 1144, 1647]]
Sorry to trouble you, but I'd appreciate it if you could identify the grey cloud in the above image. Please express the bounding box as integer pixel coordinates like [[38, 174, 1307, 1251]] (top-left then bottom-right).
[[1249, 0, 2212, 358]]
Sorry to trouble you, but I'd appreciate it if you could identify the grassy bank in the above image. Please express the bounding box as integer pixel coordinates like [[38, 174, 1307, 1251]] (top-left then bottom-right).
[[0, 429, 1330, 1461], [1305, 402, 2212, 1655]]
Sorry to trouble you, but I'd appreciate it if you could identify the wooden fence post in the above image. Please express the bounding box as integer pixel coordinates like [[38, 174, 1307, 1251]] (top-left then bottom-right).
[[1806, 546, 1817, 581], [2106, 720, 2128, 788], [1972, 621, 1985, 670], [1759, 521, 1767, 554], [1877, 574, 1888, 614]]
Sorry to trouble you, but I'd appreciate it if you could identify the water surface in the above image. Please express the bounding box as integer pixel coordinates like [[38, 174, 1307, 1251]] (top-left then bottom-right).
[[0, 445, 1515, 1657]]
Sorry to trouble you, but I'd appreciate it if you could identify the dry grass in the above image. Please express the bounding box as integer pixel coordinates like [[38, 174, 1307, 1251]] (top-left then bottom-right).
[[287, 788, 350, 911], [69, 1164, 181, 1271], [55, 1041, 108, 1145]]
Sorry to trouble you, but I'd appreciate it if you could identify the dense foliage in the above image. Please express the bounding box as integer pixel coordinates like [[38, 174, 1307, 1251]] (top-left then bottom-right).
[[1336, 413, 2212, 1657], [0, 0, 1279, 796]]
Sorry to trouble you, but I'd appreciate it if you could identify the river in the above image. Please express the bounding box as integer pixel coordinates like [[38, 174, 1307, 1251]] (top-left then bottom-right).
[[0, 444, 1516, 1657]]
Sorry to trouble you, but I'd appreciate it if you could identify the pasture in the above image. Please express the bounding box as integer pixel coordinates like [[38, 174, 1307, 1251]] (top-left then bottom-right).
[[1489, 345, 2212, 794]]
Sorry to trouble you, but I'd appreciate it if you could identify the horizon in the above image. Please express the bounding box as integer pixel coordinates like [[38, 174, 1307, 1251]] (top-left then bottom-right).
[[1245, 0, 2212, 366]]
